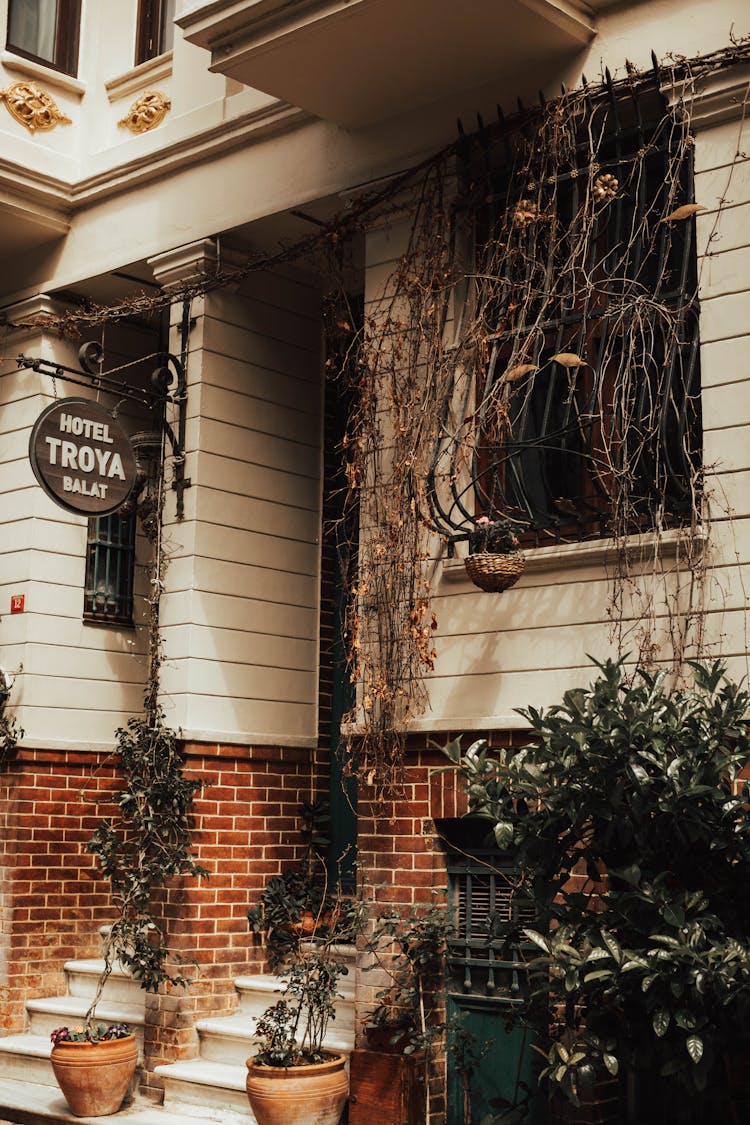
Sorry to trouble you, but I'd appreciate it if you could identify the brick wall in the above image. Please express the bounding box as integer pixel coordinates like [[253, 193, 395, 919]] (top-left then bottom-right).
[[0, 747, 120, 1034], [0, 739, 322, 1098], [354, 731, 526, 1125], [0, 727, 523, 1116]]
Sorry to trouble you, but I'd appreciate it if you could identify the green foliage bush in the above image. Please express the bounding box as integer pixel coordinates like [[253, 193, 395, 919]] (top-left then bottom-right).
[[446, 659, 750, 1112]]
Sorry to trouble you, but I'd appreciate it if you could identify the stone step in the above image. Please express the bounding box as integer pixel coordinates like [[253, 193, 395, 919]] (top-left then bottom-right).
[[195, 1014, 260, 1066], [0, 1032, 56, 1087], [26, 996, 145, 1056], [0, 1073, 217, 1125], [64, 959, 146, 1007], [234, 969, 355, 1018], [156, 1058, 254, 1120]]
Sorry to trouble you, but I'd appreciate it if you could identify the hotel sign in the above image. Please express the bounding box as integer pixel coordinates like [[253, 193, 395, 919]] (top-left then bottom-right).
[[29, 398, 138, 516]]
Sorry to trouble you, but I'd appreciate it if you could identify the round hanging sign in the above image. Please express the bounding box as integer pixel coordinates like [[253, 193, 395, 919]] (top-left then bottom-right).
[[29, 398, 138, 517]]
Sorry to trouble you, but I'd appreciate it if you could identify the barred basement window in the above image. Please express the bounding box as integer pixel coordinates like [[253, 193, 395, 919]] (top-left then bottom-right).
[[428, 75, 702, 549], [6, 0, 81, 76], [84, 512, 136, 625], [446, 846, 535, 1001]]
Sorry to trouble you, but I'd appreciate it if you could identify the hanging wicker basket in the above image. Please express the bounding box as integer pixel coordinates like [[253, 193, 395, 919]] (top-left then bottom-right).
[[465, 552, 525, 592]]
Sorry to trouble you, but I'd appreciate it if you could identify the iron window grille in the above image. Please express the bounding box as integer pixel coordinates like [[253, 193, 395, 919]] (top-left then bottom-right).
[[446, 846, 536, 1002], [428, 75, 702, 550], [84, 512, 136, 625], [6, 0, 81, 76], [136, 0, 175, 65]]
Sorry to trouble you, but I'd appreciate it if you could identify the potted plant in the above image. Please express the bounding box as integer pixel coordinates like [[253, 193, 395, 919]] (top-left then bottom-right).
[[465, 515, 525, 592], [55, 697, 207, 1116], [350, 901, 453, 1125], [245, 904, 351, 1125], [445, 658, 750, 1123], [248, 799, 358, 970], [49, 1022, 137, 1118]]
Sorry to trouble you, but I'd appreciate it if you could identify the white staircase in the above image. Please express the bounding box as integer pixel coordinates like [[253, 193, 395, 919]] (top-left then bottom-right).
[[0, 957, 146, 1088], [156, 946, 357, 1119], [0, 948, 356, 1124]]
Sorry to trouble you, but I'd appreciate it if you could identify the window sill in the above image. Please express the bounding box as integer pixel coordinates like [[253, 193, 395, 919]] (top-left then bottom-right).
[[105, 51, 173, 103], [1, 51, 86, 97], [83, 613, 135, 629], [440, 526, 707, 584]]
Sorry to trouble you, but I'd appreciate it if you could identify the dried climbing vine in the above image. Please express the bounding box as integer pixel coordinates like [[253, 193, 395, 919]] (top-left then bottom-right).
[[86, 408, 208, 1016], [331, 51, 747, 792], [3, 45, 747, 796]]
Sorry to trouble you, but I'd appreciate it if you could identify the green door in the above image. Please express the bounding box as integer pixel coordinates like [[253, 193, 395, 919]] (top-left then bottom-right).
[[442, 829, 543, 1125], [447, 995, 543, 1125]]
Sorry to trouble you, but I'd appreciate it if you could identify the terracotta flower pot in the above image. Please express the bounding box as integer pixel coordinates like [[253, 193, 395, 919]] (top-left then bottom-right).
[[50, 1034, 138, 1117], [246, 1051, 348, 1125]]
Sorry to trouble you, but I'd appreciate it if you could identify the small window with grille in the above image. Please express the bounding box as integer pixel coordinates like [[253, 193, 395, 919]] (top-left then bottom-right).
[[445, 843, 536, 1002], [84, 512, 136, 625]]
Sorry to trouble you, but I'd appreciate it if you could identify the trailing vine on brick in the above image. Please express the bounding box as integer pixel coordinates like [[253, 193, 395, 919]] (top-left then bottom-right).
[[85, 407, 208, 1021]]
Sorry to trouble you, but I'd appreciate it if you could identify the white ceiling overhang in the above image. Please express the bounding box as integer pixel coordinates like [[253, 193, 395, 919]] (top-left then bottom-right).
[[178, 0, 600, 128]]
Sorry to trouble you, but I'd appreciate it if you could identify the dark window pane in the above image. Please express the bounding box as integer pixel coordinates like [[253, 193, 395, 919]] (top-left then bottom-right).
[[136, 0, 175, 64], [7, 0, 80, 75], [84, 512, 136, 625]]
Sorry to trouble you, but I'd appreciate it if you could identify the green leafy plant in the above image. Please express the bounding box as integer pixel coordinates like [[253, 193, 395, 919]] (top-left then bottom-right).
[[446, 658, 750, 1117], [85, 703, 208, 1020], [252, 934, 349, 1067], [468, 516, 522, 555], [50, 1022, 131, 1045], [365, 899, 454, 1055], [248, 798, 359, 972]]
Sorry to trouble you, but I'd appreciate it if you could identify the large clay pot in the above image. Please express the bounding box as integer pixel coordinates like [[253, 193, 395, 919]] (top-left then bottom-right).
[[50, 1034, 138, 1117], [245, 1052, 348, 1125]]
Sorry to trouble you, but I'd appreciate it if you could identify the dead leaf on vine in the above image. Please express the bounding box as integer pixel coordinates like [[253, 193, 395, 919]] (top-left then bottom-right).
[[660, 203, 706, 223], [502, 362, 539, 383], [550, 352, 588, 368]]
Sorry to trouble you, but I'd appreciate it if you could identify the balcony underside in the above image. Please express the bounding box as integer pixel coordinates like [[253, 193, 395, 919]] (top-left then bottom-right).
[[178, 0, 601, 128]]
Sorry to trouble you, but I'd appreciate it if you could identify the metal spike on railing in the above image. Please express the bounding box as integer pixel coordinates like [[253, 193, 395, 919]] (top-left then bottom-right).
[[496, 103, 505, 125], [651, 49, 661, 78], [538, 89, 546, 107], [517, 96, 525, 114]]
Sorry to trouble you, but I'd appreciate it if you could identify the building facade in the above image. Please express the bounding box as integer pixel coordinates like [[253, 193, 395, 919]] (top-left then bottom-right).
[[1, 1, 750, 1122]]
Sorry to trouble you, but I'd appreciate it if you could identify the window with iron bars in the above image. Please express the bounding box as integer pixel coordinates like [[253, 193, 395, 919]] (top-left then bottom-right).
[[84, 512, 136, 625], [428, 76, 702, 550], [440, 823, 536, 1001]]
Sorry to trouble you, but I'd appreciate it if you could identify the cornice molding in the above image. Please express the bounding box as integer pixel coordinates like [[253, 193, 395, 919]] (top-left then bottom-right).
[[663, 61, 750, 129], [71, 98, 309, 206], [105, 52, 174, 104], [0, 50, 86, 98]]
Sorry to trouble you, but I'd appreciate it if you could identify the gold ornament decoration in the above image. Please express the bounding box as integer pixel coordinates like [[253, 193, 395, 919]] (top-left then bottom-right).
[[511, 198, 541, 227], [118, 90, 171, 134], [0, 81, 72, 132], [593, 173, 619, 203]]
